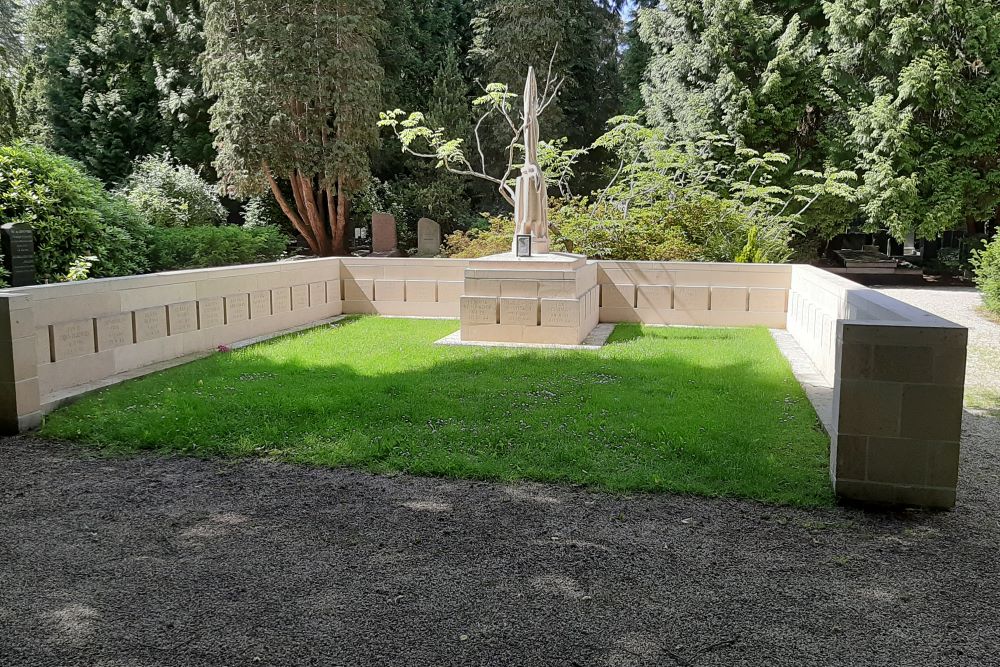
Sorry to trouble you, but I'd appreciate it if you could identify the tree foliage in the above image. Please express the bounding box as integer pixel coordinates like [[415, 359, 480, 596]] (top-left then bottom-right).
[[203, 0, 384, 256], [973, 232, 1000, 315], [640, 0, 826, 166], [0, 0, 22, 144], [639, 0, 1000, 241], [0, 143, 151, 281], [471, 0, 622, 151], [823, 0, 1000, 239], [19, 0, 213, 183], [117, 152, 226, 228], [426, 111, 859, 263]]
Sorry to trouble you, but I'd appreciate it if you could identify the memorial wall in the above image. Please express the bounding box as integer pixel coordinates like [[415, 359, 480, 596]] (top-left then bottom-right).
[[0, 257, 970, 508]]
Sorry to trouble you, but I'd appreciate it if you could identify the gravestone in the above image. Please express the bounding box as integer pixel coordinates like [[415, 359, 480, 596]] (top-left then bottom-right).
[[371, 213, 400, 257], [1, 223, 36, 287], [417, 218, 441, 257]]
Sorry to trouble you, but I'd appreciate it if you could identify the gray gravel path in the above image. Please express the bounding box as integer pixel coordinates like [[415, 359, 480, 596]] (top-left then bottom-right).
[[878, 287, 1000, 410], [2, 414, 999, 666]]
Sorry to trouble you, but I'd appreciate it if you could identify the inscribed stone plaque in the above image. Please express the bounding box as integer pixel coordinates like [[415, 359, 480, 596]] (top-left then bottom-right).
[[167, 302, 198, 335], [134, 307, 168, 343], [291, 284, 309, 310], [374, 279, 404, 302], [673, 286, 710, 311], [1, 222, 36, 287], [748, 288, 787, 313], [225, 294, 250, 323], [198, 298, 225, 329], [601, 283, 636, 309], [343, 279, 373, 301], [541, 299, 580, 328], [710, 286, 749, 312], [416, 218, 441, 257], [272, 287, 292, 313], [96, 313, 133, 351], [405, 281, 437, 302], [372, 213, 398, 254], [51, 320, 95, 360], [460, 296, 498, 325], [500, 297, 539, 326], [637, 285, 672, 311], [309, 282, 326, 307], [250, 291, 272, 319]]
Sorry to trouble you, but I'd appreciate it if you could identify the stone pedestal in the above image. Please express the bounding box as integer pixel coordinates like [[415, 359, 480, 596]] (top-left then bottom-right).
[[459, 252, 599, 345]]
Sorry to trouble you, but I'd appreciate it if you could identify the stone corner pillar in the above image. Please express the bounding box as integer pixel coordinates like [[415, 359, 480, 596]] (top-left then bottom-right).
[[830, 320, 967, 509], [0, 293, 41, 434]]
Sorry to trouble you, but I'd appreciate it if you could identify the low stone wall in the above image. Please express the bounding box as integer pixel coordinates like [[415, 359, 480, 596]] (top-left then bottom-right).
[[0, 258, 346, 431], [595, 261, 791, 328], [787, 265, 967, 506], [0, 257, 969, 508], [340, 257, 469, 317]]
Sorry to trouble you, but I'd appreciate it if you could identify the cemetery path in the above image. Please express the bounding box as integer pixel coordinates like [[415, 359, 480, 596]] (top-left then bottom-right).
[[2, 415, 998, 667], [878, 286, 1000, 411]]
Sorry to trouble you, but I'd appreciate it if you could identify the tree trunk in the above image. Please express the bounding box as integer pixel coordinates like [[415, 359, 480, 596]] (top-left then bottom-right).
[[331, 175, 348, 255], [264, 162, 352, 257]]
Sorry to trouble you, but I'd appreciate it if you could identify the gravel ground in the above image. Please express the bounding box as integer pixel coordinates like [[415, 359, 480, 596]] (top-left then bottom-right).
[[877, 287, 1000, 409], [2, 287, 998, 666], [2, 413, 999, 667]]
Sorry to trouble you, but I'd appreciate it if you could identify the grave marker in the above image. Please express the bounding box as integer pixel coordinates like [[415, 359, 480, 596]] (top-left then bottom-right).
[[417, 218, 441, 257], [372, 213, 400, 256], [50, 320, 95, 360], [1, 223, 35, 287], [96, 314, 133, 350], [167, 302, 198, 335]]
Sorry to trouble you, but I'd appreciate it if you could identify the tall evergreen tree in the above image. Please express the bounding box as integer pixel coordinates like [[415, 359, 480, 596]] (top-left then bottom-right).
[[19, 0, 213, 182], [470, 0, 622, 147], [619, 0, 657, 115], [0, 0, 21, 142], [203, 0, 384, 256], [379, 0, 472, 111], [823, 0, 1000, 238], [640, 0, 828, 169], [366, 0, 477, 235]]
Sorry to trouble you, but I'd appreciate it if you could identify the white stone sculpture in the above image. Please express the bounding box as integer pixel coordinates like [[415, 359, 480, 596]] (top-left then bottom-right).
[[511, 67, 550, 255]]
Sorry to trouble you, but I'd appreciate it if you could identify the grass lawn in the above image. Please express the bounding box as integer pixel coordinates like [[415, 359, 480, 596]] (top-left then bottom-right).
[[42, 317, 834, 506]]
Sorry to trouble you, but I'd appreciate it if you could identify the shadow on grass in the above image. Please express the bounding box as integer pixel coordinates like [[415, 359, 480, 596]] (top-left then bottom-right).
[[42, 317, 834, 506]]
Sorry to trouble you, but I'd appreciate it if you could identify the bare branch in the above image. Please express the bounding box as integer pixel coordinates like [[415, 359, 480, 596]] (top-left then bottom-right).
[[473, 109, 492, 175]]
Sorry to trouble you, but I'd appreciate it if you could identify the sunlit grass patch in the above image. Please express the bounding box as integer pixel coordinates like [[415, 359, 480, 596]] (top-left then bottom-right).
[[43, 317, 833, 506]]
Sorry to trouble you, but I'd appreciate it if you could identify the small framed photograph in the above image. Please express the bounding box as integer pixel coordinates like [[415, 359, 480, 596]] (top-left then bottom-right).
[[515, 234, 532, 258]]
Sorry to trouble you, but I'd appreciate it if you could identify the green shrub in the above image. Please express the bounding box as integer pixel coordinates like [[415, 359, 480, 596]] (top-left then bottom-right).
[[0, 142, 151, 281], [148, 225, 288, 271], [973, 233, 1000, 315], [442, 215, 513, 258], [551, 199, 702, 261], [443, 195, 795, 263], [118, 153, 225, 228], [243, 195, 281, 229]]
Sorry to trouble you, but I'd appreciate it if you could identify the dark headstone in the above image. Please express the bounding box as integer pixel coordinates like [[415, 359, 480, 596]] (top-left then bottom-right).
[[371, 213, 400, 257], [1, 223, 36, 287]]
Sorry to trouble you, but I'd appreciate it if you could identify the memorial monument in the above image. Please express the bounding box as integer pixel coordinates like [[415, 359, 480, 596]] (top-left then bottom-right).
[[459, 68, 599, 346], [511, 68, 550, 256]]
